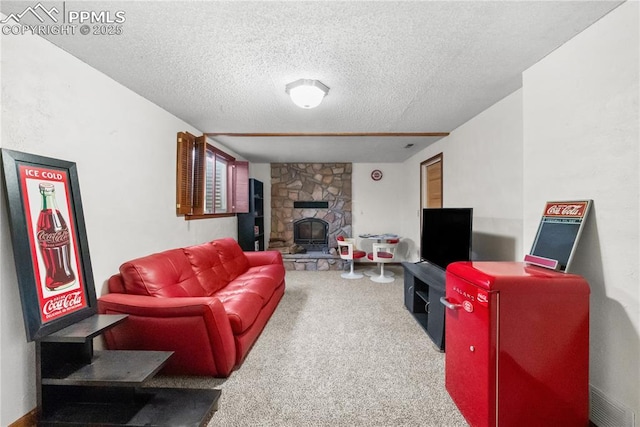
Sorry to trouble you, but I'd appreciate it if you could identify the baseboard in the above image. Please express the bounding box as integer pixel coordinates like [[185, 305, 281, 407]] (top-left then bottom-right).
[[8, 408, 38, 427], [590, 385, 635, 427]]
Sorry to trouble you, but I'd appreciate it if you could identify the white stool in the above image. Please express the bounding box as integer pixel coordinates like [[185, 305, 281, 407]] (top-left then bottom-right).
[[367, 242, 397, 283], [337, 237, 366, 279]]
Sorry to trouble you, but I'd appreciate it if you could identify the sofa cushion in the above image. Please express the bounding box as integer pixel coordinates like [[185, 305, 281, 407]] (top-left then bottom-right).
[[119, 249, 206, 297], [183, 242, 231, 295], [222, 265, 285, 305], [214, 289, 264, 334], [212, 238, 250, 280], [245, 264, 286, 286]]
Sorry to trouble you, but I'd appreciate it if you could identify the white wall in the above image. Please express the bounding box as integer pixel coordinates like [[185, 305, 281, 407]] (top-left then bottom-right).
[[523, 0, 639, 416], [0, 33, 240, 424], [351, 163, 410, 256], [401, 90, 525, 263]]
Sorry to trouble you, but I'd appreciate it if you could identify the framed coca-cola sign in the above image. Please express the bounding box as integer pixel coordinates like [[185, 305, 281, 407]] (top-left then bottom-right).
[[1, 149, 96, 341]]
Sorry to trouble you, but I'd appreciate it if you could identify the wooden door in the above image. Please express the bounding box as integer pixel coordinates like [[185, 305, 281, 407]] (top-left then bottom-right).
[[421, 154, 442, 209]]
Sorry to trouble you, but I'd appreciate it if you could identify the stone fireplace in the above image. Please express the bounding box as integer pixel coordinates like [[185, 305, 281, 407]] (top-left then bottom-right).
[[270, 163, 352, 269]]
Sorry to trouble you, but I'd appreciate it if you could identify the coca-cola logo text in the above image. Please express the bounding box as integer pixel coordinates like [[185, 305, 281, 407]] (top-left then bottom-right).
[[545, 204, 586, 217], [37, 229, 70, 247], [43, 291, 83, 316]]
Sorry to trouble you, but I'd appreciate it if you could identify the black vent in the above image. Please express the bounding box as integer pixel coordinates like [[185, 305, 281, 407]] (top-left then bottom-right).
[[294, 201, 329, 209]]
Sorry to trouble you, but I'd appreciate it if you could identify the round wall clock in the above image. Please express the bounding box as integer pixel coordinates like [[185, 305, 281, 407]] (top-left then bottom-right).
[[371, 169, 383, 181]]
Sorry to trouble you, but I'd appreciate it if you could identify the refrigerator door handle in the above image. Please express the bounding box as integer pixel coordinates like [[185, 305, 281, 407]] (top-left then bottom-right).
[[440, 297, 462, 310]]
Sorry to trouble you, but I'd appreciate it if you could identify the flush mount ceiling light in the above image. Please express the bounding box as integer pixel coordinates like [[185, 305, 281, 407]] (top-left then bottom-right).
[[285, 79, 329, 109]]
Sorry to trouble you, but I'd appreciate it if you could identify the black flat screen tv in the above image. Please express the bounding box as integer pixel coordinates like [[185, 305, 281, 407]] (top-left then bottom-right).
[[421, 208, 473, 270]]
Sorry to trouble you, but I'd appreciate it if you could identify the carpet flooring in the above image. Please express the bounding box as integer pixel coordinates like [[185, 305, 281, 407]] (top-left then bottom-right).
[[146, 268, 468, 426]]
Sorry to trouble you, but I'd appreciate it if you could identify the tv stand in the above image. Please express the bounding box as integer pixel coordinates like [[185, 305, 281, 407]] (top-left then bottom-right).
[[402, 261, 446, 351]]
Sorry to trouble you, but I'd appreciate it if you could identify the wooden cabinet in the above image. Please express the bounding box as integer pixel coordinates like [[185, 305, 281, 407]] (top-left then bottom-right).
[[38, 314, 220, 426], [238, 178, 264, 251]]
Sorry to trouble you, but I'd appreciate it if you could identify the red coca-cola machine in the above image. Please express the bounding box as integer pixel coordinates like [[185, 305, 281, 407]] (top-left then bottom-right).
[[441, 261, 590, 427]]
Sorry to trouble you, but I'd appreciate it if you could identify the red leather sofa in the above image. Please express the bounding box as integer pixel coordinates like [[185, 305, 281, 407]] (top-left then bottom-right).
[[97, 238, 285, 377]]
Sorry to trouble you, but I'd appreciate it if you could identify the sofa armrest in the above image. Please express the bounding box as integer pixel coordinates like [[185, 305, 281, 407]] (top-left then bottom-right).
[[98, 293, 236, 377], [245, 250, 283, 267]]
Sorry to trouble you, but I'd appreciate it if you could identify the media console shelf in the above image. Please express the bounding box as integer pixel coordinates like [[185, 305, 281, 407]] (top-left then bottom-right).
[[238, 178, 265, 251], [402, 261, 446, 351], [38, 314, 221, 426]]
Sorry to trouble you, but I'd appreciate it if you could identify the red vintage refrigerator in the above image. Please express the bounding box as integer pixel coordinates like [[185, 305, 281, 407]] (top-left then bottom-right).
[[441, 261, 590, 427]]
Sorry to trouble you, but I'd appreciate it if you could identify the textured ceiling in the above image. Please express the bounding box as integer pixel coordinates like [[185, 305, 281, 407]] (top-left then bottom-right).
[[2, 1, 623, 162]]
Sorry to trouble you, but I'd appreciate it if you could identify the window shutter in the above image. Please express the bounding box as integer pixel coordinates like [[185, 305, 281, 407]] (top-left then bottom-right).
[[214, 155, 226, 212], [176, 132, 195, 215], [231, 161, 249, 213], [206, 152, 215, 213], [192, 136, 206, 215], [177, 133, 248, 218]]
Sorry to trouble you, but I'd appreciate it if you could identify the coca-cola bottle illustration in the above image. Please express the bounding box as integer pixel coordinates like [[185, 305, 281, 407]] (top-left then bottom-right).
[[36, 183, 76, 291]]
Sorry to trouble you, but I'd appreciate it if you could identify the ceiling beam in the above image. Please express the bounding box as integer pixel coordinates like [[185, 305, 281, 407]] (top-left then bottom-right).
[[204, 132, 449, 138]]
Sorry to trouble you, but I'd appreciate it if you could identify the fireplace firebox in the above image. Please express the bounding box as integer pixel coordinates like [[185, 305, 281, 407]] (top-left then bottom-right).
[[293, 218, 329, 252]]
